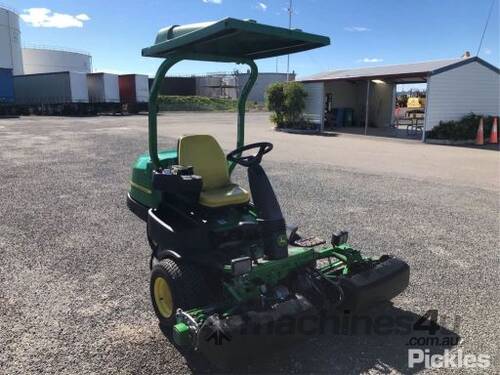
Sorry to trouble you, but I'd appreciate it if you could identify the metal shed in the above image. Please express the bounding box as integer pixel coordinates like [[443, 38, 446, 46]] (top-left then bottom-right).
[[299, 56, 500, 141]]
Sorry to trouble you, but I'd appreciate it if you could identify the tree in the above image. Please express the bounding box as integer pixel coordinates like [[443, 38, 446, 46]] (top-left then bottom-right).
[[266, 81, 308, 128], [283, 82, 307, 124], [266, 82, 286, 127]]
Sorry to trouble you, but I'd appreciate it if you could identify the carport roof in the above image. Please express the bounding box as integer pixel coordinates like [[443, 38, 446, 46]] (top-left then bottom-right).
[[299, 57, 499, 83]]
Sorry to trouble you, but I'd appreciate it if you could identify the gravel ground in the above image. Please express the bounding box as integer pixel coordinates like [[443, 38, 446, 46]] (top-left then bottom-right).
[[0, 113, 498, 374]]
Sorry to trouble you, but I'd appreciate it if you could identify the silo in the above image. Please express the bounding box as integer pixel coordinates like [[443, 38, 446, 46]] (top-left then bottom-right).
[[0, 5, 24, 75], [22, 47, 92, 74]]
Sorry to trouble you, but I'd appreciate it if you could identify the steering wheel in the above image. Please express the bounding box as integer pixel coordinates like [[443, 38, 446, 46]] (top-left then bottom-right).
[[226, 142, 273, 167]]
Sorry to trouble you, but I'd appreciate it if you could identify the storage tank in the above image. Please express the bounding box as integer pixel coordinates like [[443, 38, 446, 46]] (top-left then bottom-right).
[[22, 47, 92, 74], [0, 5, 24, 75]]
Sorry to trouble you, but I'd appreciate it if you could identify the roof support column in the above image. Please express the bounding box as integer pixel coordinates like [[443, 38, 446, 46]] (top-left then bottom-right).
[[390, 83, 396, 127], [320, 82, 325, 132], [364, 79, 370, 135]]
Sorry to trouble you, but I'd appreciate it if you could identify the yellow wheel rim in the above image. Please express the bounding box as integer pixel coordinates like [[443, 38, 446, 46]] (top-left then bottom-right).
[[154, 277, 173, 318]]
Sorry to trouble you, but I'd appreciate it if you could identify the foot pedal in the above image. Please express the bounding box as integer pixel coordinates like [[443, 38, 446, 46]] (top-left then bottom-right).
[[293, 237, 326, 247]]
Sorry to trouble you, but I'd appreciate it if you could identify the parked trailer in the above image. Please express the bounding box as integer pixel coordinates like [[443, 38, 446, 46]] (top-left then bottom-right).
[[0, 68, 15, 116], [0, 68, 14, 103], [87, 72, 121, 113], [119, 74, 149, 113], [14, 71, 90, 115]]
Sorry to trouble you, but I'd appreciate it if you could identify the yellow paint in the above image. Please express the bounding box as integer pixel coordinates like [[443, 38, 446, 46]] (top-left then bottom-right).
[[154, 277, 173, 318], [178, 135, 250, 207], [130, 180, 152, 195]]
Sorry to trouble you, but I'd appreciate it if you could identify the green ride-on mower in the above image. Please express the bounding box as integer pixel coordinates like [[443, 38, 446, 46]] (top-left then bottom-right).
[[127, 18, 409, 353]]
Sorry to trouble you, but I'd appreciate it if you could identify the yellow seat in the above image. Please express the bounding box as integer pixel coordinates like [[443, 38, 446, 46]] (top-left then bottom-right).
[[178, 135, 250, 208]]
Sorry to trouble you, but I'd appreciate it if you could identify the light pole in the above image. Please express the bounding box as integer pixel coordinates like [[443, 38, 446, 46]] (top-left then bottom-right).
[[286, 0, 292, 81]]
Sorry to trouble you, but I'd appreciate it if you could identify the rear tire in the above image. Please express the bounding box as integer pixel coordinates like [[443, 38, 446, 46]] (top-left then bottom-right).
[[150, 258, 210, 327]]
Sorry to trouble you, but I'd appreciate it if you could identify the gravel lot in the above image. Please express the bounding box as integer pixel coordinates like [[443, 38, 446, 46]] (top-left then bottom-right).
[[1, 112, 498, 374]]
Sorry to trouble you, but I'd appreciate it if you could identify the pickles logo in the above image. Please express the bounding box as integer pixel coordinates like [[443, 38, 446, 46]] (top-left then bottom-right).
[[408, 349, 490, 369], [277, 234, 288, 247]]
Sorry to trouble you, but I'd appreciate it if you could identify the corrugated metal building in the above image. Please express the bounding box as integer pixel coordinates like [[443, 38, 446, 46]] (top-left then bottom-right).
[[150, 72, 293, 102], [150, 77, 197, 96], [299, 57, 500, 141], [237, 72, 295, 103]]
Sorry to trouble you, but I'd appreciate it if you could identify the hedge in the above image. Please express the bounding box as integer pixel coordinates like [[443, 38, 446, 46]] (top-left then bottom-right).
[[157, 96, 263, 112], [426, 113, 497, 141]]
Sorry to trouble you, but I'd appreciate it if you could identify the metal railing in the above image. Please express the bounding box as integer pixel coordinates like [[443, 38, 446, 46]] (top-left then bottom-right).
[[0, 3, 18, 14], [22, 42, 92, 57]]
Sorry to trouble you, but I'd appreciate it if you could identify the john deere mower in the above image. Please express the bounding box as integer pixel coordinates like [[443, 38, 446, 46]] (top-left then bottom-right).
[[127, 18, 409, 351]]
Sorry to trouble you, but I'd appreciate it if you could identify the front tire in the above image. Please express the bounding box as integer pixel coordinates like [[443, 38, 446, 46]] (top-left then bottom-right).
[[150, 258, 210, 326]]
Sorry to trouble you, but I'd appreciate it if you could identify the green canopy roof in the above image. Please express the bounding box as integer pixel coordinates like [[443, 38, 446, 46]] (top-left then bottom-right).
[[142, 18, 330, 60]]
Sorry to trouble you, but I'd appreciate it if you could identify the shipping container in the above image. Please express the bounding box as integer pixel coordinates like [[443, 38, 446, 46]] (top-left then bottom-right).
[[87, 73, 120, 103], [0, 68, 14, 103], [119, 74, 149, 103], [14, 71, 89, 105]]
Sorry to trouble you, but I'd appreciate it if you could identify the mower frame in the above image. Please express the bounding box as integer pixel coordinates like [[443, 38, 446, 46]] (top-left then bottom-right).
[[127, 18, 409, 352]]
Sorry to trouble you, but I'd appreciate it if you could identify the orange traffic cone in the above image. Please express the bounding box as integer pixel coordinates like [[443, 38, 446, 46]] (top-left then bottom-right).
[[475, 118, 484, 145], [489, 117, 498, 144]]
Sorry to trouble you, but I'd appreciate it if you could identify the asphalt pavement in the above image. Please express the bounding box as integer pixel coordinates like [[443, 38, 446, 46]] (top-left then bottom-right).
[[0, 113, 498, 374]]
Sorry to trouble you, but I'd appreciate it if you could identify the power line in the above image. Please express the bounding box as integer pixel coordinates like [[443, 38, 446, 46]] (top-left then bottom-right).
[[476, 0, 496, 56]]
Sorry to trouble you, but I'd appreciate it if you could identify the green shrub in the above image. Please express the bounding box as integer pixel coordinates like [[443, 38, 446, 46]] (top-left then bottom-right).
[[265, 82, 286, 127], [266, 81, 308, 128], [427, 113, 496, 140], [157, 96, 263, 112], [284, 82, 307, 124]]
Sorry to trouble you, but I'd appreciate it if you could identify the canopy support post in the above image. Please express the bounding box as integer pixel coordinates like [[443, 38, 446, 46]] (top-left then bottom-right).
[[149, 56, 182, 169], [230, 59, 258, 174], [364, 80, 370, 136]]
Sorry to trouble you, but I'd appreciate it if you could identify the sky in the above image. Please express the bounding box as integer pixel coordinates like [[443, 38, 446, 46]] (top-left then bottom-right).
[[4, 0, 500, 78]]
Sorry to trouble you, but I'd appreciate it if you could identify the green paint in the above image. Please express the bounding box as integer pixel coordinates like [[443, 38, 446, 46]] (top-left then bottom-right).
[[142, 18, 330, 60], [229, 59, 257, 174], [129, 149, 177, 208], [220, 243, 374, 302], [142, 17, 329, 171], [173, 323, 191, 346]]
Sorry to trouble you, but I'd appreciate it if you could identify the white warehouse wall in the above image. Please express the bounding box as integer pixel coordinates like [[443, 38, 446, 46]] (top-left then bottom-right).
[[238, 73, 294, 103], [324, 80, 358, 108], [302, 81, 325, 128], [425, 61, 500, 131], [369, 82, 394, 128]]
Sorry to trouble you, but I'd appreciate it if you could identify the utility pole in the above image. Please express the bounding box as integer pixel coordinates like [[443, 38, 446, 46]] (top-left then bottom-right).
[[286, 0, 292, 81]]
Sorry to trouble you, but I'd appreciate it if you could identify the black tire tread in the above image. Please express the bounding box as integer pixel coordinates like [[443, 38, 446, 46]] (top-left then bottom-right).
[[158, 258, 208, 308], [150, 258, 211, 325]]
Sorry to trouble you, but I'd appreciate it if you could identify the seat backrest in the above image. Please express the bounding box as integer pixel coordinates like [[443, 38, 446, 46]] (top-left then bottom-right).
[[178, 135, 229, 190]]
